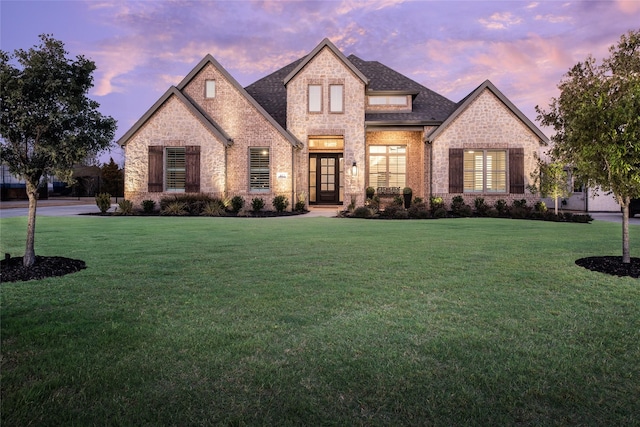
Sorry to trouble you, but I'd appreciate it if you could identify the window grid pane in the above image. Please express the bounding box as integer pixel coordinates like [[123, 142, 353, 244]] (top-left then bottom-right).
[[464, 150, 506, 193], [368, 146, 406, 188], [250, 148, 270, 191], [166, 147, 186, 192]]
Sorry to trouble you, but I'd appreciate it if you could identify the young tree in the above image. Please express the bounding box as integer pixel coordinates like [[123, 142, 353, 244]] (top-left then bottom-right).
[[537, 30, 640, 264], [528, 155, 571, 215], [101, 157, 124, 197], [0, 35, 116, 267]]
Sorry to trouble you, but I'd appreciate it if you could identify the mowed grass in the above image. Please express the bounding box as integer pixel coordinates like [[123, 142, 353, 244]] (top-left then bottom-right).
[[1, 215, 639, 426]]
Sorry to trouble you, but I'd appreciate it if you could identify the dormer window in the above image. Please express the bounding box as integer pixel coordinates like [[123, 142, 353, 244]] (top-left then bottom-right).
[[368, 95, 408, 106], [205, 80, 216, 98]]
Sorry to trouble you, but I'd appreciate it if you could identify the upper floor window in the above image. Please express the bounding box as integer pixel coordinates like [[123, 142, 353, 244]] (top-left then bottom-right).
[[464, 149, 506, 193], [249, 147, 270, 191], [308, 84, 322, 113], [205, 80, 216, 98], [329, 84, 344, 113], [368, 95, 407, 106]]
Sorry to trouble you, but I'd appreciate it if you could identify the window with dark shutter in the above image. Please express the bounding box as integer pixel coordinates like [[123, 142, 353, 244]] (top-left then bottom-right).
[[185, 146, 200, 193], [148, 146, 164, 192], [449, 148, 464, 193], [509, 148, 525, 194]]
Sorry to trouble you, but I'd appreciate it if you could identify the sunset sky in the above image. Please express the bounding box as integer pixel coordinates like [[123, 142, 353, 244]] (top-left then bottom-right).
[[2, 0, 639, 165]]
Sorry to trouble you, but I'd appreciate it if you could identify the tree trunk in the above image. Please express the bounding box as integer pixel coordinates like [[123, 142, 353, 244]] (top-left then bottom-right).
[[554, 196, 559, 215], [621, 196, 630, 264], [23, 180, 39, 268]]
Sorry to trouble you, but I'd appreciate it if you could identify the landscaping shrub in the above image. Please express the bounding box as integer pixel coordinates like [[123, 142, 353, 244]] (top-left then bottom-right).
[[251, 197, 265, 213], [200, 200, 226, 216], [117, 199, 134, 215], [95, 192, 111, 214], [352, 206, 373, 218], [365, 195, 380, 213], [142, 199, 156, 213], [413, 197, 424, 204], [272, 195, 289, 213], [451, 195, 471, 217], [381, 205, 404, 219], [408, 202, 431, 219], [534, 201, 548, 213], [393, 195, 404, 206], [433, 207, 448, 218], [230, 195, 244, 213], [474, 197, 490, 216], [294, 192, 306, 212], [494, 199, 508, 215], [430, 196, 445, 214], [365, 186, 375, 200], [160, 201, 188, 216], [509, 199, 531, 219], [160, 193, 215, 215]]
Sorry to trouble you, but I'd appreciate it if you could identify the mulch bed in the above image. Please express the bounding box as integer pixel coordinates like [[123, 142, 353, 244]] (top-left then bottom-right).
[[575, 256, 640, 278], [1, 256, 86, 283]]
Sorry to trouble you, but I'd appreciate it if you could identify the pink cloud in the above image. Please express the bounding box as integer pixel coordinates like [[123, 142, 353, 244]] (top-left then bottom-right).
[[617, 0, 640, 13]]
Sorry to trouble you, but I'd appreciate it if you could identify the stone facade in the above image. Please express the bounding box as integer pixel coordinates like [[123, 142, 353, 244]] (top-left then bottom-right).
[[123, 96, 227, 206], [430, 89, 540, 206]]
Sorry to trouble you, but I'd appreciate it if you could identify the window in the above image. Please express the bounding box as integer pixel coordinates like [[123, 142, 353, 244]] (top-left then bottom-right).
[[205, 80, 216, 98], [166, 147, 186, 192], [368, 95, 407, 106], [250, 147, 270, 191], [463, 150, 506, 193], [308, 84, 322, 112], [369, 146, 406, 188], [329, 84, 343, 113]]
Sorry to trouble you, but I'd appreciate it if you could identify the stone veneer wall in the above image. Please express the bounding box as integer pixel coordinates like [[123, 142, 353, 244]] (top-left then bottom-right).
[[123, 96, 226, 207], [430, 89, 541, 207], [182, 63, 296, 209], [366, 130, 424, 198], [286, 47, 366, 206]]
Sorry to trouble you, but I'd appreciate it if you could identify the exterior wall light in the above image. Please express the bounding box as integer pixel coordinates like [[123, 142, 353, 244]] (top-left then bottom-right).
[[351, 162, 358, 177]]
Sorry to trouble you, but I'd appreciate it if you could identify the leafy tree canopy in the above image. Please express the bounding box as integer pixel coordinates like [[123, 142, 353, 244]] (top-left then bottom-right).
[[537, 29, 640, 263], [0, 34, 117, 267]]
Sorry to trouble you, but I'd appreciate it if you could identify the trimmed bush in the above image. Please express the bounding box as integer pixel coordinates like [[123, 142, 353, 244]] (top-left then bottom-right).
[[251, 197, 265, 213], [142, 199, 156, 213], [408, 202, 431, 219], [352, 206, 373, 218], [230, 196, 244, 213], [433, 207, 448, 218], [272, 195, 289, 213], [430, 196, 445, 214], [474, 197, 490, 216], [95, 193, 111, 214], [494, 199, 508, 215]]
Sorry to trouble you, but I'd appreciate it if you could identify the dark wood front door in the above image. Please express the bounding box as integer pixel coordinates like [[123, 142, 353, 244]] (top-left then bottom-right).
[[309, 154, 343, 204]]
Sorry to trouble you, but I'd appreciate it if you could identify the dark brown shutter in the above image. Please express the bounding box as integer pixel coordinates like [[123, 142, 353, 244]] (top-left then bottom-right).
[[509, 148, 525, 194], [185, 145, 200, 193], [148, 146, 163, 192], [449, 148, 464, 193]]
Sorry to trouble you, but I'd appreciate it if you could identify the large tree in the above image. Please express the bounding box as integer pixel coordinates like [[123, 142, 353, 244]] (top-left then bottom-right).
[[0, 35, 116, 267], [537, 30, 640, 264]]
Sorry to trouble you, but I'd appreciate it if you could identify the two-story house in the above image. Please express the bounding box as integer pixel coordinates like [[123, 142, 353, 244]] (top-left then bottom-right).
[[117, 38, 548, 210]]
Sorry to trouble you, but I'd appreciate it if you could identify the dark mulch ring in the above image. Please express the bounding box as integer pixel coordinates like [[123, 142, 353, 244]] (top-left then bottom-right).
[[575, 256, 640, 278], [1, 256, 86, 283]]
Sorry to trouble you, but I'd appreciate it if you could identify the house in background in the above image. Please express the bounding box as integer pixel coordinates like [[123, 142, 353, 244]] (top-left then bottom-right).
[[118, 38, 548, 210]]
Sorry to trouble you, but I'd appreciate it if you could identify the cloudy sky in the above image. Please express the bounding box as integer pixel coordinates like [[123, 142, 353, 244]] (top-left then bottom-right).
[[2, 0, 639, 164]]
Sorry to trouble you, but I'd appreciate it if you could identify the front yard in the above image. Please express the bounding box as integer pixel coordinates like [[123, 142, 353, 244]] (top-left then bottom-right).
[[1, 216, 638, 425]]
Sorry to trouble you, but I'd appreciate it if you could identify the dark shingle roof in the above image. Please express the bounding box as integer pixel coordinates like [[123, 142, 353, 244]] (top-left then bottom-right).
[[245, 52, 458, 128], [245, 58, 303, 128]]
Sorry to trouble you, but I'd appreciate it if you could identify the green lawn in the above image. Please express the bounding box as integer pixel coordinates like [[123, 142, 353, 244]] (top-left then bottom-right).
[[1, 216, 639, 426]]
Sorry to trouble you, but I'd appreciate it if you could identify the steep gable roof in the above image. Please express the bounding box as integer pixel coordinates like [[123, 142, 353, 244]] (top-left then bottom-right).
[[425, 80, 548, 144], [283, 38, 369, 86], [116, 86, 232, 147], [177, 54, 302, 149]]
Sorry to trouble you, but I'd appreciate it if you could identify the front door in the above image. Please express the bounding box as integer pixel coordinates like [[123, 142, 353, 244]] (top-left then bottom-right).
[[309, 154, 343, 204]]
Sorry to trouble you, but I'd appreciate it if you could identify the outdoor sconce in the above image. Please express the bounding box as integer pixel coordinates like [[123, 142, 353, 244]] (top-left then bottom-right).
[[352, 162, 358, 177]]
